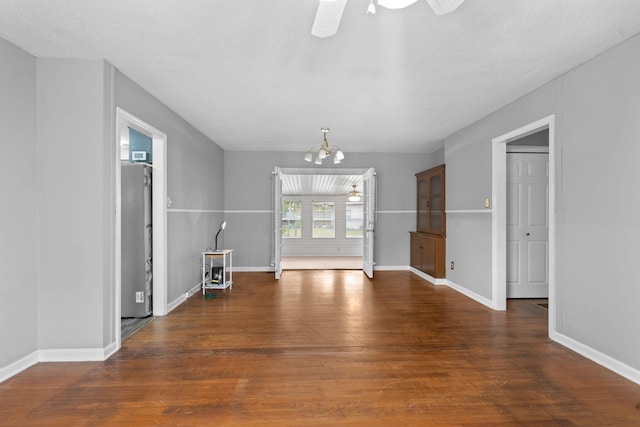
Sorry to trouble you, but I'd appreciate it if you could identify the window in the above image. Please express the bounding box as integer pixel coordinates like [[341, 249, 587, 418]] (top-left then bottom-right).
[[312, 202, 335, 238], [281, 201, 302, 238], [346, 202, 364, 238]]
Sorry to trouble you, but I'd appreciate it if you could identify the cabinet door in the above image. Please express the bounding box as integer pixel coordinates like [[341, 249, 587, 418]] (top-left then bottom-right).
[[410, 233, 421, 269], [428, 174, 442, 234], [416, 177, 428, 232], [420, 236, 437, 276], [416, 165, 445, 236]]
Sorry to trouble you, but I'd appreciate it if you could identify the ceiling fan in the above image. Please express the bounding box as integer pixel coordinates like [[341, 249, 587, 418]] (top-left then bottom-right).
[[346, 184, 362, 202], [311, 0, 465, 38]]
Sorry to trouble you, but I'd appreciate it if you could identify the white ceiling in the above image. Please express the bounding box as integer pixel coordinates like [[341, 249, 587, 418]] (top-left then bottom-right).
[[1, 0, 640, 155], [281, 173, 362, 196]]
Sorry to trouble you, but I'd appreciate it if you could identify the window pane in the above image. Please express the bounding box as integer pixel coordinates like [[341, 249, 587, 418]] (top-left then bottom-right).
[[282, 201, 302, 238], [312, 202, 335, 238], [346, 202, 363, 238]]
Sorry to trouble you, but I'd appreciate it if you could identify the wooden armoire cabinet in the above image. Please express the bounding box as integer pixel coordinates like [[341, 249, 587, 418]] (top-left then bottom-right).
[[410, 165, 446, 278]]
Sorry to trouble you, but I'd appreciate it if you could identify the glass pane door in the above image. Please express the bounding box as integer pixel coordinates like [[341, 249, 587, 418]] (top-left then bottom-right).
[[429, 175, 441, 233]]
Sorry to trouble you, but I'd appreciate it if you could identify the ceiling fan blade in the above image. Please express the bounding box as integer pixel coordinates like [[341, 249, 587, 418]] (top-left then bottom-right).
[[311, 0, 347, 38], [424, 0, 464, 15], [377, 0, 418, 9]]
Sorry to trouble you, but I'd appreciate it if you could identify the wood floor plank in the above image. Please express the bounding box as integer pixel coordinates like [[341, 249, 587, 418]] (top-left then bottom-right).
[[1, 270, 639, 426]]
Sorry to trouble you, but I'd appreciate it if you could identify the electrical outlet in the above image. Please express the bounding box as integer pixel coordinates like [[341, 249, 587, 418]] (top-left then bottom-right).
[[135, 291, 144, 303], [450, 261, 455, 270]]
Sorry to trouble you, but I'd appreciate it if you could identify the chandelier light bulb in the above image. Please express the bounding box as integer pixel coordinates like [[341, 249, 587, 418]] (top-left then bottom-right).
[[304, 150, 313, 162]]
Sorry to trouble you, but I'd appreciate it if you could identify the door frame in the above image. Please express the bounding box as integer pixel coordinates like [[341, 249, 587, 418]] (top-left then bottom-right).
[[115, 107, 168, 347], [273, 167, 374, 277], [491, 115, 556, 331]]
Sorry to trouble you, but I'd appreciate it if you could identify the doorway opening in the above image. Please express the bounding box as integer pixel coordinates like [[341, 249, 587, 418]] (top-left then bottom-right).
[[273, 168, 376, 278], [115, 108, 167, 347], [492, 115, 556, 334]]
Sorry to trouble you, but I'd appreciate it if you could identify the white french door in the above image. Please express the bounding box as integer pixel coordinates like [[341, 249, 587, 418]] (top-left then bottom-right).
[[362, 168, 376, 278], [274, 167, 283, 279]]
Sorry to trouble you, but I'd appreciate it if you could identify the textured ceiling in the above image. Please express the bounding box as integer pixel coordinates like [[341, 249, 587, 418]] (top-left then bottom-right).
[[1, 0, 640, 155]]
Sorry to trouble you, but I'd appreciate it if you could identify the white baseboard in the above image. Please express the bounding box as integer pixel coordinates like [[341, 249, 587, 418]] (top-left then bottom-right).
[[167, 282, 202, 313], [374, 265, 409, 271], [103, 341, 119, 360], [445, 278, 495, 309], [187, 282, 201, 298], [550, 330, 640, 386], [0, 351, 38, 383], [408, 267, 447, 285], [1, 344, 121, 383], [408, 268, 494, 308], [39, 348, 106, 362], [167, 293, 187, 313], [234, 266, 274, 272]]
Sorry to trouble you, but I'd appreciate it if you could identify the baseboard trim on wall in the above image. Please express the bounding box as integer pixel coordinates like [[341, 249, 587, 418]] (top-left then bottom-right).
[[39, 348, 107, 362], [1, 344, 124, 383], [408, 268, 494, 308], [235, 266, 275, 272], [0, 351, 38, 383], [550, 330, 640, 386], [187, 283, 201, 298], [167, 294, 186, 313], [103, 341, 119, 360], [167, 282, 201, 313], [166, 282, 208, 314], [374, 265, 409, 271], [409, 267, 447, 285], [445, 279, 495, 308]]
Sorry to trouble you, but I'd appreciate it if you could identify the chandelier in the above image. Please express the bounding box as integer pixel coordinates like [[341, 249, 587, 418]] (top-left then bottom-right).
[[304, 128, 345, 165]]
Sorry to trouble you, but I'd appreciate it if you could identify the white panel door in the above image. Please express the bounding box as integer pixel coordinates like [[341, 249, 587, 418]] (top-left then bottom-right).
[[274, 168, 283, 279], [362, 168, 376, 278], [507, 153, 549, 298]]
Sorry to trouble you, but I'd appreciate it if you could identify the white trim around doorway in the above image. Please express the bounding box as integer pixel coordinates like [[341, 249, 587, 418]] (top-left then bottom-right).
[[491, 115, 556, 335], [114, 107, 168, 351]]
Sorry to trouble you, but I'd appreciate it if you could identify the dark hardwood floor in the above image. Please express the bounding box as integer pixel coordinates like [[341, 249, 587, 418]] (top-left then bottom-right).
[[1, 270, 639, 426]]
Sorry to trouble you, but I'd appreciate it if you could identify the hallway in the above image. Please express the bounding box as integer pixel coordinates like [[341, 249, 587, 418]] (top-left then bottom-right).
[[1, 270, 639, 425]]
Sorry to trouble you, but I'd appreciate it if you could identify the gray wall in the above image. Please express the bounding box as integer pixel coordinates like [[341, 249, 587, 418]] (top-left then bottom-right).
[[558, 34, 640, 369], [444, 33, 640, 371], [115, 71, 225, 303], [223, 151, 440, 269], [0, 38, 37, 367], [0, 34, 226, 374], [445, 80, 558, 299], [36, 59, 113, 350]]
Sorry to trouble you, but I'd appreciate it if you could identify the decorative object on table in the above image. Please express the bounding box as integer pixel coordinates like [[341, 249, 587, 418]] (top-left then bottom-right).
[[214, 220, 226, 252]]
